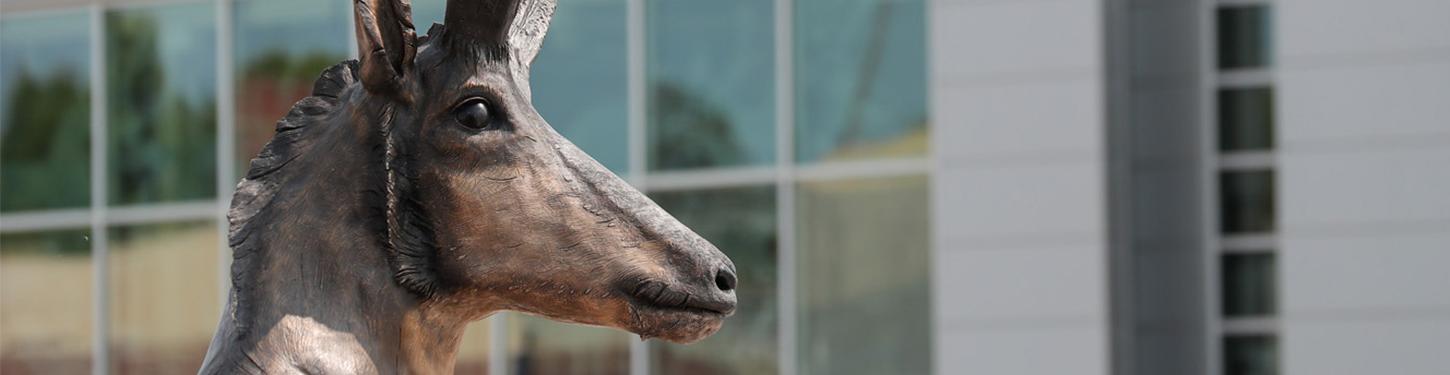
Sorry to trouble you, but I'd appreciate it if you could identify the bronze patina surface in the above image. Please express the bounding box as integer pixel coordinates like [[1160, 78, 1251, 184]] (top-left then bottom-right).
[[199, 1, 737, 373]]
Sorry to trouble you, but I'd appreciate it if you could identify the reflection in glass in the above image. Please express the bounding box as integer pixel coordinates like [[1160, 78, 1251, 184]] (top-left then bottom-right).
[[233, 0, 351, 177], [1224, 335, 1278, 375], [794, 0, 927, 163], [647, 0, 775, 170], [0, 230, 93, 374], [797, 176, 930, 375], [106, 4, 217, 205], [531, 0, 630, 173], [108, 221, 219, 375], [508, 314, 629, 375], [1220, 170, 1275, 234], [1222, 254, 1276, 317], [650, 186, 778, 375], [0, 12, 92, 212], [1218, 6, 1272, 70], [411, 0, 447, 28], [1218, 88, 1274, 152], [455, 323, 491, 374]]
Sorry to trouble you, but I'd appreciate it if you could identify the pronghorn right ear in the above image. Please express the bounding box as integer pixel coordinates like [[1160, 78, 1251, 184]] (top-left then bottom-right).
[[507, 0, 557, 71], [353, 0, 418, 98]]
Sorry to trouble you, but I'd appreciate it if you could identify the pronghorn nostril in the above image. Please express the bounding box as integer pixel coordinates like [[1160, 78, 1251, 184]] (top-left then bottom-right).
[[714, 268, 737, 292]]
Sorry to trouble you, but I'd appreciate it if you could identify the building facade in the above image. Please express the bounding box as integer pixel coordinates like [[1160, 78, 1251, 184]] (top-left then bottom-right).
[[1, 0, 1447, 375], [932, 0, 1450, 374]]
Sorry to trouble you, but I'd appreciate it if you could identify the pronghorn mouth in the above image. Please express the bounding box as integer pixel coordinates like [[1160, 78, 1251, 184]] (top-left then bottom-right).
[[621, 285, 728, 343], [626, 280, 734, 316]]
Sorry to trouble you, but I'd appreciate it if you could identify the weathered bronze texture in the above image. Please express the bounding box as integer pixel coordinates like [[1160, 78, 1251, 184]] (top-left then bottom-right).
[[198, 1, 737, 373]]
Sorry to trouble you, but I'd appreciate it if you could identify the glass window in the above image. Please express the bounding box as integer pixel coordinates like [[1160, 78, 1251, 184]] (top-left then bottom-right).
[[0, 229, 94, 373], [532, 0, 630, 173], [650, 186, 778, 375], [1218, 88, 1274, 152], [106, 4, 218, 206], [647, 0, 775, 171], [108, 221, 219, 375], [1, 12, 92, 212], [1217, 6, 1272, 70], [233, 0, 351, 178], [455, 323, 492, 374], [797, 176, 930, 375], [508, 314, 629, 375], [794, 0, 927, 163], [1222, 253, 1276, 317], [1224, 335, 1278, 375], [412, 0, 447, 27], [1220, 170, 1275, 234]]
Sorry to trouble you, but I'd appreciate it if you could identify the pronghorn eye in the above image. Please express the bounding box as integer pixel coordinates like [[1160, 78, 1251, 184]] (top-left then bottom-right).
[[453, 98, 493, 130]]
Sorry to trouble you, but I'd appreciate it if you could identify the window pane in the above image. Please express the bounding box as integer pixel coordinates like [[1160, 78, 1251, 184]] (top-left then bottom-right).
[[108, 221, 219, 374], [647, 0, 775, 171], [508, 314, 629, 375], [1224, 335, 1278, 375], [455, 323, 492, 374], [1220, 170, 1275, 234], [411, 0, 447, 27], [532, 0, 630, 173], [1218, 6, 1272, 70], [650, 186, 778, 375], [1, 12, 92, 212], [106, 4, 218, 205], [794, 0, 927, 163], [1, 230, 93, 373], [234, 0, 350, 178], [797, 176, 930, 375], [1222, 254, 1276, 317], [1218, 88, 1274, 152]]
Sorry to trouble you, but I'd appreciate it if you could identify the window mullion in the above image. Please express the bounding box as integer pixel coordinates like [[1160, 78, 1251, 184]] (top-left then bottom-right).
[[89, 5, 111, 375]]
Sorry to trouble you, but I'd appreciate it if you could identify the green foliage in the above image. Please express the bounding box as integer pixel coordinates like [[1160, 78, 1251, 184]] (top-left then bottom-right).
[[243, 50, 340, 84], [648, 84, 745, 170], [104, 12, 216, 205], [0, 69, 91, 212]]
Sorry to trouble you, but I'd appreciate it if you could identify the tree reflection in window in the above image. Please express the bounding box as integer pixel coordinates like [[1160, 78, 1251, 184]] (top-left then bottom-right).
[[1, 13, 92, 212], [649, 84, 748, 170], [105, 7, 217, 205]]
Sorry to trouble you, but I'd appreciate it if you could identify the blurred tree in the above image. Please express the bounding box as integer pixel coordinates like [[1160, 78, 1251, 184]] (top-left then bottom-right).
[[0, 69, 91, 212], [105, 12, 216, 205], [243, 51, 339, 82], [648, 84, 745, 170]]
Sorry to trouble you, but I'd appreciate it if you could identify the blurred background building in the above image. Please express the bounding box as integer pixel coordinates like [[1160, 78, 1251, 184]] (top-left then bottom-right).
[[0, 0, 1444, 375]]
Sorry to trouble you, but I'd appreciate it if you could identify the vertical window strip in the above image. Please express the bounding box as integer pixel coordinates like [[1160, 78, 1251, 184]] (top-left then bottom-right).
[[1215, 2, 1277, 375], [88, 5, 110, 375], [774, 0, 797, 374]]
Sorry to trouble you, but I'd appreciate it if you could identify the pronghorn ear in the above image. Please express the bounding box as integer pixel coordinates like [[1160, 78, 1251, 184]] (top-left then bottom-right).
[[507, 0, 556, 70], [354, 0, 417, 97], [443, 0, 555, 68]]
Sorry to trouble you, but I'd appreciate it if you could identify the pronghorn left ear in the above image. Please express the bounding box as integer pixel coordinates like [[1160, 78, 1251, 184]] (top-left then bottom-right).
[[353, 0, 417, 98]]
